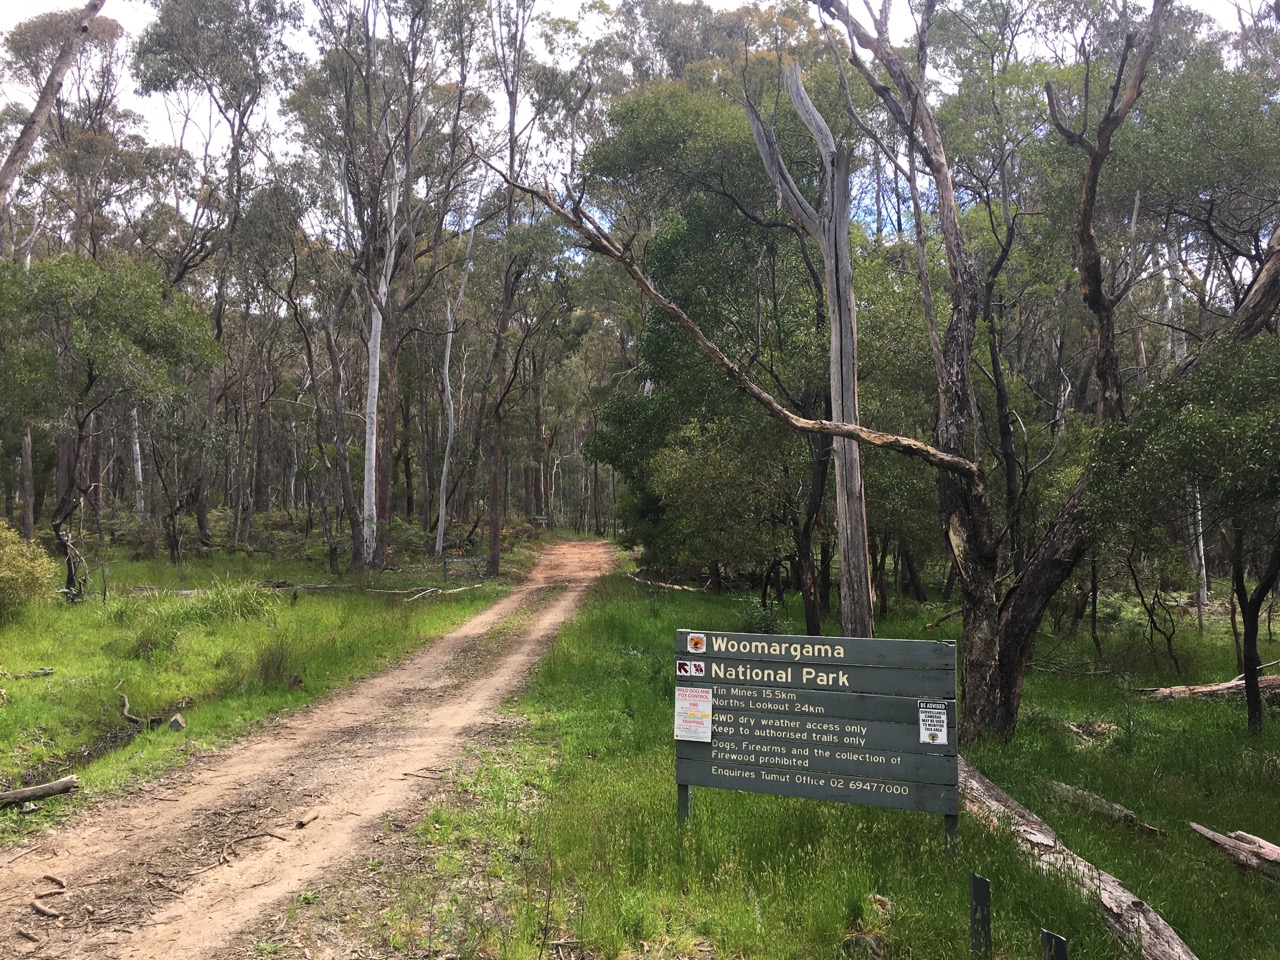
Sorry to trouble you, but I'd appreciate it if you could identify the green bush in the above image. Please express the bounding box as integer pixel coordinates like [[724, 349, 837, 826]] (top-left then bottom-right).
[[0, 521, 57, 623]]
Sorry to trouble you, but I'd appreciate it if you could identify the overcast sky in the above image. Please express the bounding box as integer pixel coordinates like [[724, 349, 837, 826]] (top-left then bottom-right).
[[0, 0, 1259, 143], [1, 0, 1254, 46]]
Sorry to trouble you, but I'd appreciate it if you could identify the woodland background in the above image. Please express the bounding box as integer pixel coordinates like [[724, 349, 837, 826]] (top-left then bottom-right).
[[2, 0, 1279, 741]]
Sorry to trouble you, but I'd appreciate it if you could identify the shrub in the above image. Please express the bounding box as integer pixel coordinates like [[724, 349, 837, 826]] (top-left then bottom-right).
[[739, 597, 782, 634], [0, 521, 57, 623]]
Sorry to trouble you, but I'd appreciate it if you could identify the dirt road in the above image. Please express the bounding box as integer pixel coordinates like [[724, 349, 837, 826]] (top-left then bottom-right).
[[1, 540, 615, 959]]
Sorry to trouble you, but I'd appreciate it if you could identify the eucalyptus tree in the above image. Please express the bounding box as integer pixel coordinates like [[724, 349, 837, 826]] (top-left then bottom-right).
[[0, 255, 214, 592], [746, 66, 875, 637], [292, 0, 485, 567], [0, 0, 106, 218], [580, 69, 860, 633], [2, 8, 144, 260], [2, 6, 153, 537], [133, 0, 301, 543], [1092, 337, 1280, 732], [525, 0, 1201, 741], [483, 0, 539, 576]]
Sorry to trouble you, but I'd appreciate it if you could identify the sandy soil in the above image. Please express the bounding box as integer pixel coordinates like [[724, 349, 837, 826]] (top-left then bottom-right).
[[0, 540, 616, 959]]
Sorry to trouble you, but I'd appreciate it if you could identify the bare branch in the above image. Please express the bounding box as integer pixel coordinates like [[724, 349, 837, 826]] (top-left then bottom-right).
[[514, 178, 980, 480]]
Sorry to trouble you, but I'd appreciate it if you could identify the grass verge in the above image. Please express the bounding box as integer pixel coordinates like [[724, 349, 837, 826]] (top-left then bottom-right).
[[382, 575, 1280, 960], [0, 550, 520, 842]]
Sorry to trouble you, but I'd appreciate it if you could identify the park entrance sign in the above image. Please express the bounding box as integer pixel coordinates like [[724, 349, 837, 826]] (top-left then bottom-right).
[[674, 629, 958, 822]]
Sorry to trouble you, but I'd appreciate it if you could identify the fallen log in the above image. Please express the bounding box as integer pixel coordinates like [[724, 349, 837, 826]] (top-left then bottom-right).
[[1048, 781, 1164, 836], [0, 776, 79, 808], [625, 573, 703, 592], [1189, 823, 1280, 881], [259, 581, 354, 592], [128, 586, 206, 597], [960, 759, 1197, 960], [1140, 675, 1280, 701]]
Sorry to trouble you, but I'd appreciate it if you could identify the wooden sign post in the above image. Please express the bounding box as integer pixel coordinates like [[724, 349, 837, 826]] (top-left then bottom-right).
[[674, 629, 958, 828]]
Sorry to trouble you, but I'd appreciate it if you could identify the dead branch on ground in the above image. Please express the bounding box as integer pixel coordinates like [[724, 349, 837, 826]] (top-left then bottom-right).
[[0, 776, 79, 808], [1189, 823, 1280, 881], [1141, 675, 1280, 701], [1048, 781, 1164, 835]]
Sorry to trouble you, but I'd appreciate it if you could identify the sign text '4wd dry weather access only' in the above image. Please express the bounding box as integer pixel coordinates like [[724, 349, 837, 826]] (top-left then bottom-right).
[[674, 629, 958, 816]]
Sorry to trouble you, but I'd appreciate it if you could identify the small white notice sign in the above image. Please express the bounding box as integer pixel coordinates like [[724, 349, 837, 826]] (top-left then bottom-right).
[[675, 686, 713, 742], [918, 700, 948, 745]]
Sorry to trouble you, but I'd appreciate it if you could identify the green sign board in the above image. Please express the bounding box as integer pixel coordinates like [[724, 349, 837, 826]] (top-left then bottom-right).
[[674, 629, 958, 818]]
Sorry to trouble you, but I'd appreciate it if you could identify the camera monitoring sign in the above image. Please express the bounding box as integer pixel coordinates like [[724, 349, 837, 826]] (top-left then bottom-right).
[[674, 629, 958, 817]]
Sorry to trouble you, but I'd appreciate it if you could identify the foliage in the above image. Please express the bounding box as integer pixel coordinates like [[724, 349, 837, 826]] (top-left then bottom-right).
[[0, 521, 57, 623], [0, 254, 217, 421], [1089, 337, 1280, 548]]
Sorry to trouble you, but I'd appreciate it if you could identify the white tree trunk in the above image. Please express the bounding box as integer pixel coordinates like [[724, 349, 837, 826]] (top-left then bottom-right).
[[130, 407, 145, 523], [363, 291, 387, 563], [361, 146, 401, 565], [745, 65, 874, 637], [1166, 243, 1207, 629], [286, 419, 299, 512]]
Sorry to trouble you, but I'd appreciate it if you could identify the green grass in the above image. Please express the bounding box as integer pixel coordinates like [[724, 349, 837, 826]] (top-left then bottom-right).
[[0, 551, 510, 839], [965, 620, 1280, 960], [400, 578, 1277, 960]]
